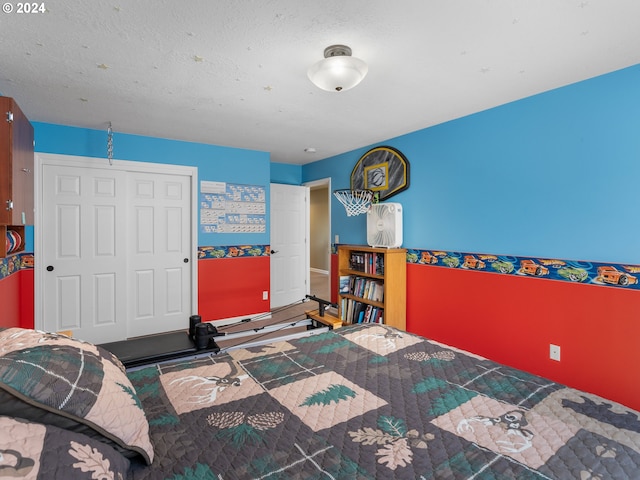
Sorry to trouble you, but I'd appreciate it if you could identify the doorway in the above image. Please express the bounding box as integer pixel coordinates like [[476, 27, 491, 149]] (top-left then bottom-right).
[[305, 178, 331, 302]]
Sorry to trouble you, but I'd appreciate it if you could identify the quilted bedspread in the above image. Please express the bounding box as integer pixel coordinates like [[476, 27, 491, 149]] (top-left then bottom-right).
[[127, 324, 640, 479]]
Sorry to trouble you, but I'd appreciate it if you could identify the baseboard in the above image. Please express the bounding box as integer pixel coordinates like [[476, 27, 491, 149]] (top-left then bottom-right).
[[310, 268, 329, 275]]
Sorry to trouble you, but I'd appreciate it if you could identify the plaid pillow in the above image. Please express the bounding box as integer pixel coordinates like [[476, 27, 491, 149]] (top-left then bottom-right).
[[0, 328, 154, 465]]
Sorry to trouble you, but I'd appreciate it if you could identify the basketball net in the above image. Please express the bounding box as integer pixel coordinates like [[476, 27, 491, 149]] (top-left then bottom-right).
[[333, 189, 374, 216]]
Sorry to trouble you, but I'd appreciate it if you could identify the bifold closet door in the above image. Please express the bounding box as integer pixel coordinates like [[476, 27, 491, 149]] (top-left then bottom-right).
[[127, 172, 192, 339], [41, 164, 128, 344], [41, 164, 193, 343]]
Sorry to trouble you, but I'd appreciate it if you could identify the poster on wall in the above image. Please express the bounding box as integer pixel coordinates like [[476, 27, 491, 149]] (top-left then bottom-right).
[[200, 181, 266, 233]]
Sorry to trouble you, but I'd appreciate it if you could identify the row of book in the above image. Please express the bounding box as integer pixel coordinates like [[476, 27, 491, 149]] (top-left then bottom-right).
[[341, 298, 384, 324], [349, 251, 384, 275], [339, 275, 384, 302]]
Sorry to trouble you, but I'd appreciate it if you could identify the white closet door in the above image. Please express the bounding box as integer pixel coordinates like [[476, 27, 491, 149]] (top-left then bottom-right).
[[41, 164, 128, 344], [127, 172, 192, 338], [40, 159, 194, 344]]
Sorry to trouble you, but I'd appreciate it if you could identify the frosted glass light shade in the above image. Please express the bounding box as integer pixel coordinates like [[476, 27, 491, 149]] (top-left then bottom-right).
[[307, 49, 368, 92]]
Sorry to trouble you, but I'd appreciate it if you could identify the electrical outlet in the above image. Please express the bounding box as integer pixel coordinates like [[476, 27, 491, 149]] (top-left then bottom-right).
[[335, 234, 340, 244], [262, 291, 269, 300], [550, 344, 561, 361]]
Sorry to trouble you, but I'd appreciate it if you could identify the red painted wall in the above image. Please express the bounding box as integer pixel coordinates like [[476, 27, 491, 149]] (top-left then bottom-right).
[[406, 263, 640, 412], [198, 256, 270, 321], [19, 269, 34, 329], [330, 252, 339, 304], [0, 272, 21, 328]]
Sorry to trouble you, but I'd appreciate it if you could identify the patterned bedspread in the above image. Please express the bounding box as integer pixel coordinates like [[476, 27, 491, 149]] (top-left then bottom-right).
[[127, 324, 640, 479]]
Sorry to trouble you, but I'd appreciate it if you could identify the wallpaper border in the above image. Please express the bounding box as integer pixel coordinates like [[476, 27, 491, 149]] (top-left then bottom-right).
[[0, 253, 34, 280], [333, 245, 640, 291], [0, 246, 271, 281], [5, 246, 639, 291], [197, 245, 270, 259], [405, 248, 640, 291]]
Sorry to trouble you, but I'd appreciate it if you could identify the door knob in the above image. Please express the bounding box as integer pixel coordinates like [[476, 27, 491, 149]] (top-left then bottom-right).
[[270, 250, 278, 254], [46, 265, 54, 272], [183, 258, 189, 263]]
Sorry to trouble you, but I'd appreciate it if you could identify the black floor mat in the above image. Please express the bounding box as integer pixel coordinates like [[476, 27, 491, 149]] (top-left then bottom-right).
[[99, 331, 204, 368]]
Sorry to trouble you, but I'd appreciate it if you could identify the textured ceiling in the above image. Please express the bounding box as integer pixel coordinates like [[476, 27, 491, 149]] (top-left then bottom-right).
[[1, 0, 639, 164]]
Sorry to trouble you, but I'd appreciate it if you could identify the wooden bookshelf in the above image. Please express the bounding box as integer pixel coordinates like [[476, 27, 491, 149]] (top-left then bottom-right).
[[337, 245, 406, 330]]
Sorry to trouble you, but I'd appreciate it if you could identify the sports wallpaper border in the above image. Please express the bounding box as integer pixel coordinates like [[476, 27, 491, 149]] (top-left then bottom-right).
[[0, 253, 33, 279], [4, 245, 639, 291], [332, 245, 640, 291], [0, 246, 270, 281], [198, 245, 270, 259], [405, 248, 640, 290]]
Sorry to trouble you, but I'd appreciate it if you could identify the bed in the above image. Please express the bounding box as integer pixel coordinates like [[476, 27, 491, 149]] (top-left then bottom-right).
[[1, 324, 639, 479]]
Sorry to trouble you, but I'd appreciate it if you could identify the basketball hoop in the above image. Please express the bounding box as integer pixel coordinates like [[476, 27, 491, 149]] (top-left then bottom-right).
[[333, 189, 374, 216]]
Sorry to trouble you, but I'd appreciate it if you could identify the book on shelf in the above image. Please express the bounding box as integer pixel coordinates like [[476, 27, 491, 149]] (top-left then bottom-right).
[[346, 276, 384, 302], [370, 281, 384, 302], [341, 298, 384, 325], [339, 275, 350, 294], [349, 251, 385, 275]]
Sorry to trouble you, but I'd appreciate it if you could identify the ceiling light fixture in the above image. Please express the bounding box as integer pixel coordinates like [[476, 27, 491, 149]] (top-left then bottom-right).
[[307, 45, 368, 92]]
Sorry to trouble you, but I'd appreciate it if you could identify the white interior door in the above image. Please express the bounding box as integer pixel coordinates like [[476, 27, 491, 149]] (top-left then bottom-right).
[[270, 183, 309, 308], [38, 154, 197, 344], [41, 164, 129, 343], [127, 173, 192, 338]]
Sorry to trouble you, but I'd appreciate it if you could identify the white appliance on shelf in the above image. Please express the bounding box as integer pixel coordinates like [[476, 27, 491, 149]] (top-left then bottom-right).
[[366, 202, 403, 248]]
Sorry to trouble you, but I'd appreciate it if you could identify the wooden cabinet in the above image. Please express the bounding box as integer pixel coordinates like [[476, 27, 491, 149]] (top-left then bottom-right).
[[0, 97, 34, 257], [337, 245, 406, 331]]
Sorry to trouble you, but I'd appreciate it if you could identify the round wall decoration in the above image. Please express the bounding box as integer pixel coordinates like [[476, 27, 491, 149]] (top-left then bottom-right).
[[350, 146, 410, 201]]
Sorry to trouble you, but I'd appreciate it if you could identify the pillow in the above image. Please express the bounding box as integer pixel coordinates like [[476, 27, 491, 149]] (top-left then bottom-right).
[[0, 327, 154, 465], [0, 415, 130, 479]]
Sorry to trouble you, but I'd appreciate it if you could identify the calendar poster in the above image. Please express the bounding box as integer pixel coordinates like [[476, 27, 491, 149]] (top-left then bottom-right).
[[200, 181, 266, 233]]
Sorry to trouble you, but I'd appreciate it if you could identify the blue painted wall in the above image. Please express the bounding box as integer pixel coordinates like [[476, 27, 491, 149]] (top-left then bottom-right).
[[303, 64, 640, 264], [33, 123, 271, 247], [270, 162, 302, 185]]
